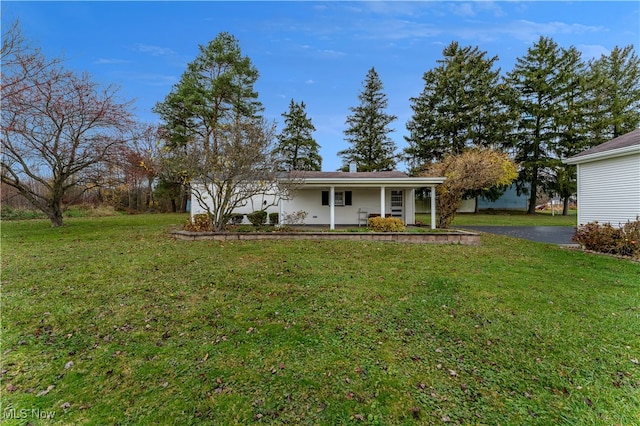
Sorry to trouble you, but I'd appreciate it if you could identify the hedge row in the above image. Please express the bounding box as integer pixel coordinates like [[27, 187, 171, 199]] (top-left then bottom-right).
[[573, 219, 639, 257]]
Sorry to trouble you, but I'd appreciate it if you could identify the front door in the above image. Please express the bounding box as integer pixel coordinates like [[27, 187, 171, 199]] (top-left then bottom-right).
[[391, 190, 403, 218]]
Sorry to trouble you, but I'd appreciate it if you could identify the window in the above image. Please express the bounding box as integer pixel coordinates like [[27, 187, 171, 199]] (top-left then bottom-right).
[[321, 191, 352, 206], [322, 191, 329, 206], [391, 190, 403, 207]]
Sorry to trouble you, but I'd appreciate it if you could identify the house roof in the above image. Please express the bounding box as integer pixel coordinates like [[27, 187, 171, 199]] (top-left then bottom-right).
[[286, 170, 446, 188], [295, 171, 410, 179], [564, 128, 640, 164]]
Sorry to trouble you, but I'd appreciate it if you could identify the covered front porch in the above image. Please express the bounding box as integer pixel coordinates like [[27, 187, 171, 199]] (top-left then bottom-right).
[[279, 172, 446, 230]]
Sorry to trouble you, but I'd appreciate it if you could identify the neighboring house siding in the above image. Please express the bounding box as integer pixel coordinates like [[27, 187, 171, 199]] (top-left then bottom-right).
[[477, 184, 529, 210], [416, 184, 528, 213], [576, 153, 640, 226]]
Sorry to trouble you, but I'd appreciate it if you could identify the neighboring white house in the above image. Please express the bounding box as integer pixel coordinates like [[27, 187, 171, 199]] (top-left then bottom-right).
[[191, 171, 446, 229], [563, 128, 640, 227]]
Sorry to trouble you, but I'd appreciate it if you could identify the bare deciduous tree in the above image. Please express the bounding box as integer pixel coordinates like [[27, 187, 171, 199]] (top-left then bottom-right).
[[1, 23, 134, 226], [179, 117, 298, 231]]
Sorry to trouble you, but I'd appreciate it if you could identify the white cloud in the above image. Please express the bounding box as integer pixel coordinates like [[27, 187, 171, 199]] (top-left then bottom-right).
[[449, 3, 477, 18], [94, 58, 131, 65], [318, 49, 346, 58], [444, 19, 606, 44], [502, 20, 605, 42], [577, 44, 609, 60], [356, 19, 441, 41], [130, 73, 179, 87], [305, 79, 316, 85], [133, 44, 176, 57]]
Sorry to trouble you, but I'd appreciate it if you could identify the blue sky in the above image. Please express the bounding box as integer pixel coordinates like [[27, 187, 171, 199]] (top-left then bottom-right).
[[3, 1, 639, 171]]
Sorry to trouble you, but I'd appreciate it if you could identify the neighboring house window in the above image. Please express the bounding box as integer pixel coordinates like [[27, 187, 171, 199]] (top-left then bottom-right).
[[321, 191, 352, 206]]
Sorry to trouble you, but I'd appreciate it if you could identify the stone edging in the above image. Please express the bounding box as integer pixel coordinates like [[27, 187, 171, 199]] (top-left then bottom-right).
[[170, 230, 481, 246]]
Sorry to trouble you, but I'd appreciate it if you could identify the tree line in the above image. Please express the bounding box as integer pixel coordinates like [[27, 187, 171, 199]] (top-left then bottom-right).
[[317, 39, 640, 215], [2, 23, 638, 227]]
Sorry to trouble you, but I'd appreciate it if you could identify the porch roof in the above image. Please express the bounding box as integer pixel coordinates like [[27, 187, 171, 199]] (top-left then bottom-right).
[[288, 171, 446, 188]]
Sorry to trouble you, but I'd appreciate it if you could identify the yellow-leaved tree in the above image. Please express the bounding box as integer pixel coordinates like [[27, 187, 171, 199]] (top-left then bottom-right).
[[420, 149, 518, 228]]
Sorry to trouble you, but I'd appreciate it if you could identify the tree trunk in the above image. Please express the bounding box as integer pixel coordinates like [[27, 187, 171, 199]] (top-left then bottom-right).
[[48, 201, 64, 227], [562, 197, 570, 216], [527, 169, 538, 214]]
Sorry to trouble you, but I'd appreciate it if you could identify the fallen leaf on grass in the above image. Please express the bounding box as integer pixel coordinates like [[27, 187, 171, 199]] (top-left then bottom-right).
[[411, 406, 420, 419], [60, 402, 71, 409], [37, 385, 55, 396]]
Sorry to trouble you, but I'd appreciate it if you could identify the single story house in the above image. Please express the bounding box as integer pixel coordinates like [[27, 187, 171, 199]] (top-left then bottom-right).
[[190, 171, 446, 229], [563, 128, 640, 227]]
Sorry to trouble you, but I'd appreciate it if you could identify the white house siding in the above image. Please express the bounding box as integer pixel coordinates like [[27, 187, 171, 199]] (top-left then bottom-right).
[[576, 153, 640, 227], [281, 188, 415, 225], [189, 186, 280, 219], [191, 186, 418, 225]]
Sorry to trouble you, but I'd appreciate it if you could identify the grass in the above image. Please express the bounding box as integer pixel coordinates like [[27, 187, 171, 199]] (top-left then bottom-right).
[[1, 214, 639, 425]]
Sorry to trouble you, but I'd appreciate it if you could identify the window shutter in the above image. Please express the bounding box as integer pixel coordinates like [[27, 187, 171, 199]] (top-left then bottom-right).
[[321, 191, 329, 206], [345, 191, 352, 206]]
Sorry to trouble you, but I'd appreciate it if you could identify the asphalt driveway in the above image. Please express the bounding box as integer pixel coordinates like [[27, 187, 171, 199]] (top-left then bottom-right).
[[459, 226, 578, 245]]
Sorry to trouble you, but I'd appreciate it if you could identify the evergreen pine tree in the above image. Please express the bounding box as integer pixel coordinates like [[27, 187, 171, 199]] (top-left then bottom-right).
[[276, 99, 322, 171], [549, 46, 591, 214], [404, 42, 509, 171], [338, 67, 397, 172], [586, 45, 640, 144], [504, 36, 566, 214]]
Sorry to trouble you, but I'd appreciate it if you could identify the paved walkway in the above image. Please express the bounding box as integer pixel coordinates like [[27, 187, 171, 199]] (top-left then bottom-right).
[[459, 226, 578, 245]]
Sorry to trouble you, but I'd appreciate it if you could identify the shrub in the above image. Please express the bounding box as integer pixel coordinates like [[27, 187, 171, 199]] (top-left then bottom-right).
[[247, 210, 268, 226], [573, 219, 639, 257], [282, 210, 308, 226], [620, 219, 640, 256], [368, 216, 406, 232], [229, 213, 244, 225], [184, 213, 212, 232], [0, 206, 47, 220], [269, 212, 279, 225]]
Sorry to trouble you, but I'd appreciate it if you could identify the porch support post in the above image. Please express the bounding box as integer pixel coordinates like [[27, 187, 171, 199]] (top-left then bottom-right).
[[330, 185, 335, 230], [430, 185, 437, 229], [380, 186, 386, 218], [407, 189, 415, 225]]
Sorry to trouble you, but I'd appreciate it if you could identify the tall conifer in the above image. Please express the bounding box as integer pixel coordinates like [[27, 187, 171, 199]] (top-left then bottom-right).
[[276, 99, 322, 171], [338, 67, 397, 172]]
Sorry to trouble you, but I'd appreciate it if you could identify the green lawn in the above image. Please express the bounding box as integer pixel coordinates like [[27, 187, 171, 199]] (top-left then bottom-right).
[[2, 214, 638, 425]]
